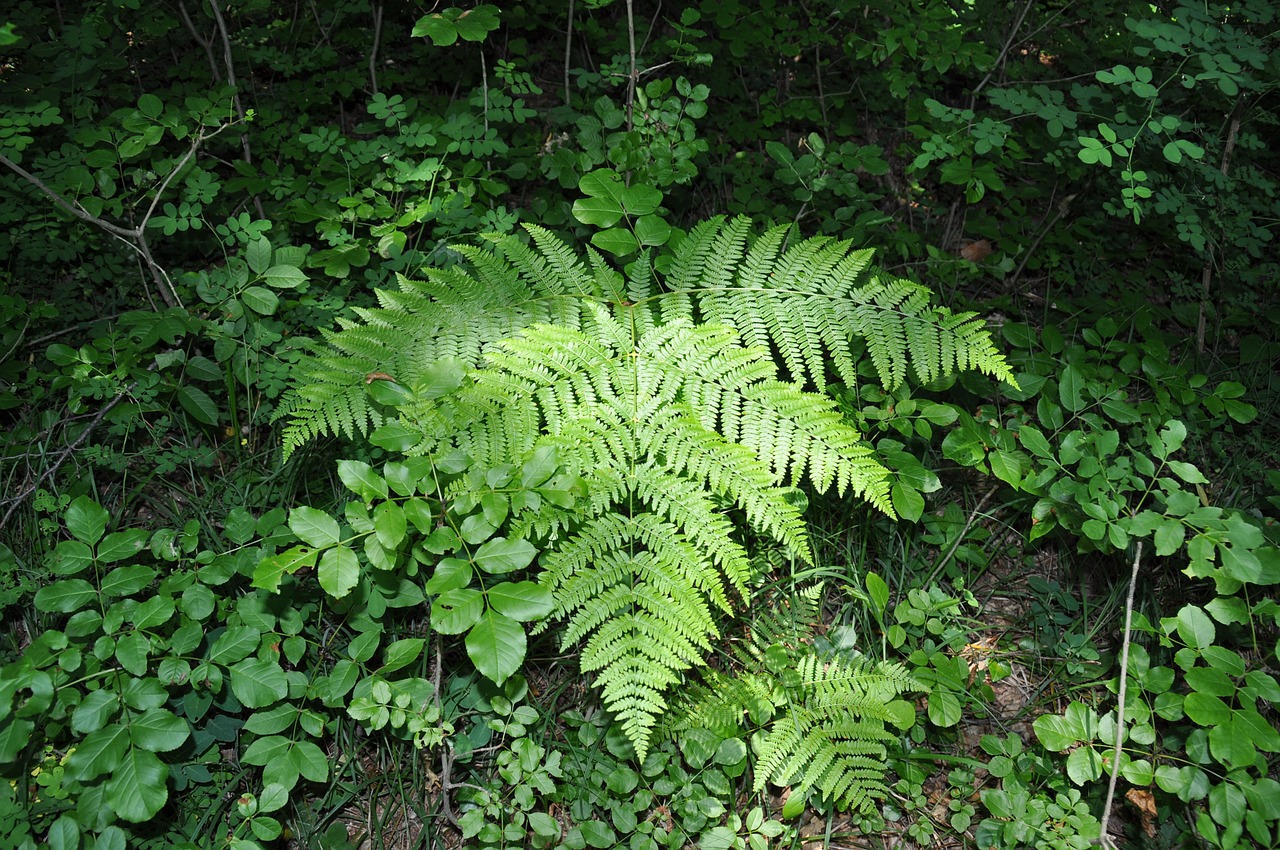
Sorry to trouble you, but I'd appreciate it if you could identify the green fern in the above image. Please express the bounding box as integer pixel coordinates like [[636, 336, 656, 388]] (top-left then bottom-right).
[[279, 219, 1008, 758], [668, 588, 923, 813], [278, 218, 1014, 457]]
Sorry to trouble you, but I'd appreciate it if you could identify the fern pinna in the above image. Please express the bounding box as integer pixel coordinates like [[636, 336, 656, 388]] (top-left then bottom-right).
[[280, 218, 1012, 758], [666, 586, 923, 814]]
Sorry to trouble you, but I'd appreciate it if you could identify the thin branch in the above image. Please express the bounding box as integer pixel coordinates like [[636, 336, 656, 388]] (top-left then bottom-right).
[[564, 0, 574, 107], [176, 0, 222, 83], [1098, 540, 1143, 850], [1196, 110, 1241, 353], [0, 381, 137, 531], [368, 0, 384, 95], [624, 0, 637, 131], [0, 153, 140, 241], [973, 0, 1035, 96]]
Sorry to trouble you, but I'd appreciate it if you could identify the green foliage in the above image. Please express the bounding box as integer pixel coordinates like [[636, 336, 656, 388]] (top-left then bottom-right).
[[278, 217, 1011, 758], [669, 587, 921, 814]]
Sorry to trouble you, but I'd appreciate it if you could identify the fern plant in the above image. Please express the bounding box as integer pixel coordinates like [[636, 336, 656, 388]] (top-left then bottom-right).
[[666, 585, 923, 815], [279, 217, 1013, 758]]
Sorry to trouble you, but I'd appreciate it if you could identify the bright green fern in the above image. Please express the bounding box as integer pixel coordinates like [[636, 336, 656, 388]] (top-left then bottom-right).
[[279, 218, 1010, 759], [666, 586, 923, 814], [278, 217, 1015, 457]]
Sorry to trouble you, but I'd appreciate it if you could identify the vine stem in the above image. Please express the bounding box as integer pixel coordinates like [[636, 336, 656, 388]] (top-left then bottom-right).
[[1098, 539, 1143, 848]]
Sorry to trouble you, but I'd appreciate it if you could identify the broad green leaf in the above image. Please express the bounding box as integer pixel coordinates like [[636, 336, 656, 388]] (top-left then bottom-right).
[[578, 168, 625, 201], [67, 724, 130, 780], [177, 385, 219, 425], [337, 460, 388, 501], [53, 540, 94, 576], [258, 783, 290, 814], [619, 184, 662, 215], [230, 658, 289, 708], [46, 816, 79, 850], [373, 502, 407, 549], [0, 718, 34, 761], [988, 449, 1024, 488], [431, 588, 484, 635], [521, 446, 558, 487], [1175, 604, 1215, 650], [572, 196, 624, 228], [115, 632, 150, 676], [926, 689, 961, 727], [261, 264, 307, 289], [379, 638, 425, 673], [488, 581, 554, 622], [1183, 692, 1230, 726], [633, 214, 672, 247], [473, 537, 537, 574], [1166, 460, 1207, 484], [129, 708, 189, 752], [246, 236, 271, 274], [1157, 420, 1188, 457], [132, 595, 175, 628], [1058, 365, 1085, 412], [318, 545, 359, 599], [72, 690, 120, 734], [1065, 746, 1103, 784], [252, 545, 317, 593], [35, 579, 97, 613], [1153, 520, 1186, 557], [865, 572, 890, 617], [101, 565, 157, 597], [466, 610, 526, 684], [106, 746, 168, 822], [590, 228, 639, 256], [404, 499, 435, 532], [289, 507, 341, 548], [425, 558, 472, 595], [66, 496, 109, 545], [281, 739, 329, 785], [420, 357, 466, 398], [97, 529, 150, 564], [890, 483, 924, 522], [241, 286, 279, 315], [1017, 425, 1053, 458], [209, 627, 261, 666]]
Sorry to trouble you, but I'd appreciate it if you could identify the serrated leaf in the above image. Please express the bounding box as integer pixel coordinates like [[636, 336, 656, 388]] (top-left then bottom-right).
[[318, 545, 359, 599], [262, 264, 307, 289], [373, 502, 407, 549], [432, 588, 484, 634], [890, 482, 924, 522], [97, 529, 150, 564], [177, 385, 219, 425], [1153, 520, 1186, 557], [241, 286, 279, 315], [634, 214, 672, 247], [572, 196, 624, 228], [101, 564, 157, 597], [465, 610, 525, 684], [106, 746, 168, 822], [35, 579, 98, 613], [246, 236, 272, 274], [230, 658, 289, 708], [66, 724, 130, 780], [379, 638, 425, 673], [129, 708, 189, 752], [337, 460, 388, 501], [289, 507, 341, 548], [252, 545, 317, 593], [209, 626, 261, 664], [66, 496, 109, 545]]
